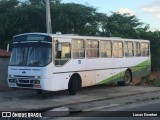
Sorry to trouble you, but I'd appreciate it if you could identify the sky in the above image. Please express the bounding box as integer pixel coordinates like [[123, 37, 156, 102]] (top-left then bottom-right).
[[62, 0, 160, 31]]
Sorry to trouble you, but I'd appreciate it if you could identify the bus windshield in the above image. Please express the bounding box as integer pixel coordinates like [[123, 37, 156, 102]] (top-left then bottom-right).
[[9, 42, 52, 67]]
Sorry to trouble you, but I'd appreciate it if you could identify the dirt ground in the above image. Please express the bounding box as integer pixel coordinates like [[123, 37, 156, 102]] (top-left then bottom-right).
[[151, 71, 160, 80], [141, 71, 160, 87]]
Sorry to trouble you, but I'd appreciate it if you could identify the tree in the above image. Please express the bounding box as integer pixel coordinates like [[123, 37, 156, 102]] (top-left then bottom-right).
[[101, 12, 143, 38], [149, 31, 160, 71], [1, 0, 160, 71], [0, 0, 19, 49], [51, 3, 104, 35], [0, 0, 103, 49], [28, 0, 61, 7]]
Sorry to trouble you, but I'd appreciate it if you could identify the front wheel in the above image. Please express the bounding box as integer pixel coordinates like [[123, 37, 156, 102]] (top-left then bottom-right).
[[68, 76, 77, 95], [36, 89, 43, 94]]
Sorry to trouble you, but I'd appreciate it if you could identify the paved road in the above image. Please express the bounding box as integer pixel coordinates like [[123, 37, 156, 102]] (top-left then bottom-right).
[[0, 86, 160, 111], [0, 86, 160, 120], [53, 99, 160, 120]]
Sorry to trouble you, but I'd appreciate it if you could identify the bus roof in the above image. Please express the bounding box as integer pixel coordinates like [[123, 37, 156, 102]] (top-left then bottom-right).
[[13, 33, 149, 42]]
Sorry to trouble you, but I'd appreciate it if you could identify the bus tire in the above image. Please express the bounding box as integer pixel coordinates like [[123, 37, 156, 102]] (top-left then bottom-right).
[[117, 70, 131, 86], [36, 89, 43, 94], [68, 76, 78, 95], [77, 75, 82, 91]]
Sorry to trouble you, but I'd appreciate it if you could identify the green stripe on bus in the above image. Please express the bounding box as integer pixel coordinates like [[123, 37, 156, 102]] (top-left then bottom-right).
[[96, 60, 150, 85], [133, 60, 150, 72], [97, 72, 122, 85]]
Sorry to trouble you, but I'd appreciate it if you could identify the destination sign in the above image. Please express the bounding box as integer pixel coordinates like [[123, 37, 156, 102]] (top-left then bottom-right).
[[13, 34, 52, 43], [27, 35, 45, 41]]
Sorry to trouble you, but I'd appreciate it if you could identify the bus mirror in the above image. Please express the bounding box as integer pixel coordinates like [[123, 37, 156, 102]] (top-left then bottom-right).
[[57, 43, 62, 52], [7, 44, 10, 52], [56, 42, 62, 59]]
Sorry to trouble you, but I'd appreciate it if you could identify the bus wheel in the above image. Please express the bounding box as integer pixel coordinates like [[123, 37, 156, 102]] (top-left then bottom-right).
[[68, 76, 78, 95], [36, 90, 43, 94], [117, 70, 131, 86]]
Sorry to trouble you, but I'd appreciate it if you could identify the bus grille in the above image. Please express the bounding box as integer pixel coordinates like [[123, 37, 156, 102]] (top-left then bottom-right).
[[14, 75, 35, 79], [10, 75, 39, 88], [18, 80, 30, 84], [17, 84, 33, 88]]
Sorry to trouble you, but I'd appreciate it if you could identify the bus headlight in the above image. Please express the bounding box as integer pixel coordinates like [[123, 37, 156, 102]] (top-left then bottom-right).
[[36, 80, 40, 84], [36, 76, 41, 79], [30, 80, 40, 84], [9, 79, 17, 83], [9, 79, 14, 82], [8, 75, 12, 78]]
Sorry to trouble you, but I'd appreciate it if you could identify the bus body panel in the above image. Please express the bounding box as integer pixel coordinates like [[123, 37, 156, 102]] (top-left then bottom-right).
[[7, 33, 151, 92]]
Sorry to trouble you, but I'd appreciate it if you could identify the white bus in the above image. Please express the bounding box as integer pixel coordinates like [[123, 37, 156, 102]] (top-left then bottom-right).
[[8, 33, 151, 95]]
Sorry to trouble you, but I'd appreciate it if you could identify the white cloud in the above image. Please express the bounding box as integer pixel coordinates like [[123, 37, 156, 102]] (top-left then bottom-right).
[[152, 0, 160, 5], [141, 7, 159, 13], [118, 8, 135, 16], [156, 14, 160, 19], [141, 0, 160, 19], [139, 0, 160, 31]]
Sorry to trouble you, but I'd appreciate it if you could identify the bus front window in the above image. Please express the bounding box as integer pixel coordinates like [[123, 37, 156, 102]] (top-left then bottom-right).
[[9, 43, 52, 67]]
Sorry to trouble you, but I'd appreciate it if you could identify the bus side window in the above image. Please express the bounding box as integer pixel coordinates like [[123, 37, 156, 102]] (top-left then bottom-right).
[[55, 41, 71, 66]]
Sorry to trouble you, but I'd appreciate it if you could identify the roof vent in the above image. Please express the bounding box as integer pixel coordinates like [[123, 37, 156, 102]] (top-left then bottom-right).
[[56, 32, 62, 35]]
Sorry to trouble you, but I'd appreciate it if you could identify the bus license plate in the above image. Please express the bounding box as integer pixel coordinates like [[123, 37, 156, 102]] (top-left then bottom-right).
[[9, 83, 17, 87]]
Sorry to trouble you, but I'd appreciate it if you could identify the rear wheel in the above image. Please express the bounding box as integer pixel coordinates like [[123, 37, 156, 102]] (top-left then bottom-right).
[[117, 70, 131, 86]]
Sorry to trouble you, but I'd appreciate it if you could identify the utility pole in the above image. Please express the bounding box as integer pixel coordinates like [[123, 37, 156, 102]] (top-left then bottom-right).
[[46, 0, 52, 34]]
